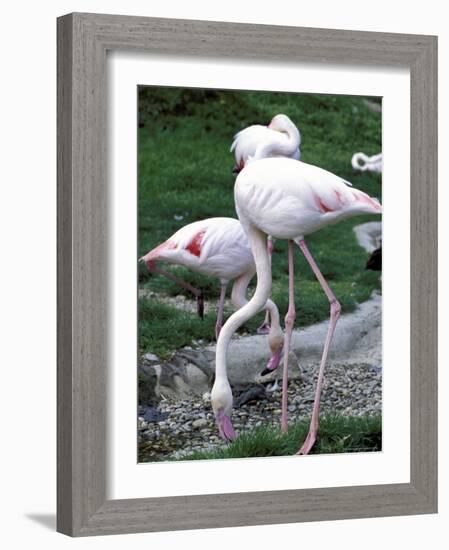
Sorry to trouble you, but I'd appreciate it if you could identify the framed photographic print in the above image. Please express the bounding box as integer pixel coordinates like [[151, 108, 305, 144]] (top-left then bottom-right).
[[57, 13, 437, 536]]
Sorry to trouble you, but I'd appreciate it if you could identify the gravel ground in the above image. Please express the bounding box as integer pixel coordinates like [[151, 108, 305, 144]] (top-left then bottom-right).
[[138, 361, 381, 462]]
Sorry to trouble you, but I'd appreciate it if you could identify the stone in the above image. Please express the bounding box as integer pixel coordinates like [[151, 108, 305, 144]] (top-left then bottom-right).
[[143, 352, 160, 362], [192, 418, 207, 429], [138, 366, 159, 405]]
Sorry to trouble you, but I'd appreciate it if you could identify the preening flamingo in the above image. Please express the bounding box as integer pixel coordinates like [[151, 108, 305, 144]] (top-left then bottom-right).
[[212, 158, 381, 453], [230, 114, 301, 174], [230, 113, 301, 332]]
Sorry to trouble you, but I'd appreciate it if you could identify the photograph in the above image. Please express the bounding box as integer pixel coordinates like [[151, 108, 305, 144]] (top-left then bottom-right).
[[49, 7, 437, 539], [137, 86, 383, 463]]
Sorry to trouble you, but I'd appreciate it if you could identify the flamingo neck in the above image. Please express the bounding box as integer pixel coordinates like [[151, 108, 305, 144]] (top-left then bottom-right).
[[231, 269, 281, 341], [253, 122, 300, 160], [215, 226, 272, 380], [280, 119, 301, 155]]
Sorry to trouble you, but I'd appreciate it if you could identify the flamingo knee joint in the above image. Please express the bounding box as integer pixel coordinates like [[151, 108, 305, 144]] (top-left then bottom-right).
[[284, 311, 296, 329], [330, 299, 341, 317]]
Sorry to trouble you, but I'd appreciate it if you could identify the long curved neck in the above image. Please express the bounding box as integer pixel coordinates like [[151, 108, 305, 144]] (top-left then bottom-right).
[[215, 226, 272, 380], [254, 121, 300, 160], [280, 119, 301, 155], [231, 271, 281, 334]]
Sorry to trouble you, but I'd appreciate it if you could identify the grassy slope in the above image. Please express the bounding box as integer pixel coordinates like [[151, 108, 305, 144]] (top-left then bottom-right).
[[138, 89, 382, 359]]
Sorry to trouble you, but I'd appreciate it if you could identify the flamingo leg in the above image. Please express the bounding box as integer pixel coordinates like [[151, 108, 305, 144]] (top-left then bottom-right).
[[296, 239, 341, 455], [281, 240, 296, 434], [257, 237, 274, 334], [215, 283, 228, 340], [148, 263, 204, 318]]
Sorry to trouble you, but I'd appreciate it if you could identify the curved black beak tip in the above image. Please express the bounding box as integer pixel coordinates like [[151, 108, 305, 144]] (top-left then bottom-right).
[[260, 367, 271, 377]]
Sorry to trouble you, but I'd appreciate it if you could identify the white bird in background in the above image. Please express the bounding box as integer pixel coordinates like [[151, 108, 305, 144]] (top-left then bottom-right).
[[140, 217, 283, 437], [230, 114, 301, 174], [211, 158, 381, 453], [351, 152, 383, 173]]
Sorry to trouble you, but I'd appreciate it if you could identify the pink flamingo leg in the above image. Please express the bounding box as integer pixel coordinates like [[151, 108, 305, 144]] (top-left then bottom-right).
[[296, 239, 341, 455], [215, 283, 228, 340], [147, 263, 204, 318], [281, 240, 296, 433], [257, 237, 274, 334]]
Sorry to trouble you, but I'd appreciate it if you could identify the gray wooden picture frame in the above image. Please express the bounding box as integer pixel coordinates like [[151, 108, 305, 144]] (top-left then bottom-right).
[[57, 12, 438, 537]]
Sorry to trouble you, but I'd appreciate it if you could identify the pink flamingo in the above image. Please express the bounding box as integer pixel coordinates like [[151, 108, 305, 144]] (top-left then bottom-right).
[[140, 218, 283, 395], [211, 158, 381, 453], [231, 114, 301, 174]]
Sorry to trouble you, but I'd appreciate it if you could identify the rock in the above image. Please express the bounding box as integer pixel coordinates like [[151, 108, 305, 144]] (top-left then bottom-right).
[[196, 294, 381, 387], [234, 385, 266, 408], [144, 352, 160, 362], [184, 363, 210, 394], [192, 418, 207, 429], [142, 406, 168, 423], [138, 367, 159, 406]]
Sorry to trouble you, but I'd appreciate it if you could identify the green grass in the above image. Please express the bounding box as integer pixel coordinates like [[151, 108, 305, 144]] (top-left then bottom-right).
[[175, 414, 382, 461], [138, 88, 382, 359]]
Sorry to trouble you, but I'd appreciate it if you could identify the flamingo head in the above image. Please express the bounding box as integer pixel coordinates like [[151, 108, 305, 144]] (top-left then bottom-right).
[[261, 331, 284, 376], [268, 113, 293, 132], [215, 410, 236, 441], [211, 378, 236, 441]]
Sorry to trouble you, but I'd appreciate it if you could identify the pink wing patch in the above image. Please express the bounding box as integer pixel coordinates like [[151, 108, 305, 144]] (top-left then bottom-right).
[[185, 230, 206, 257], [316, 196, 334, 214], [334, 190, 344, 205]]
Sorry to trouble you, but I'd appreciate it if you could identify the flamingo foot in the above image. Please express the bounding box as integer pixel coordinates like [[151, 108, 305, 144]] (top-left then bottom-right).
[[260, 344, 283, 376], [197, 290, 204, 319], [296, 430, 318, 455], [256, 321, 271, 335], [215, 410, 236, 441]]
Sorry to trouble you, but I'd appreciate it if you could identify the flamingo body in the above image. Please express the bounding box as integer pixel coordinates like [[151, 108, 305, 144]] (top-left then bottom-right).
[[235, 158, 381, 240], [142, 217, 255, 284]]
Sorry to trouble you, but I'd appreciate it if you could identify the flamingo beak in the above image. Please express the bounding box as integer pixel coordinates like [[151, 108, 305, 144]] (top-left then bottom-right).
[[260, 343, 283, 376], [256, 321, 271, 335], [215, 410, 236, 441]]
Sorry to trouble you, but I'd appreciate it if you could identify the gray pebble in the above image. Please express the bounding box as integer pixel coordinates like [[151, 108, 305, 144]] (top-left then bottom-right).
[[192, 418, 207, 429]]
